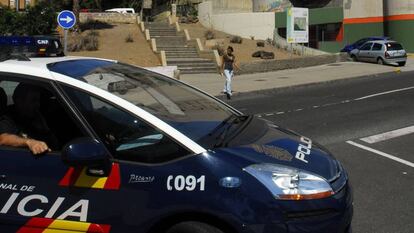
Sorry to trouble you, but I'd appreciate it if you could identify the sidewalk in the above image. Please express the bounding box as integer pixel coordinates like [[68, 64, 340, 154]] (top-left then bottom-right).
[[180, 58, 414, 96]]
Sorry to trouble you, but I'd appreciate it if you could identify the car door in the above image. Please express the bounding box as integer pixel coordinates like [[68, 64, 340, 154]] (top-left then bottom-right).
[[357, 43, 373, 62], [0, 75, 171, 233], [57, 82, 197, 232], [0, 76, 125, 232], [371, 43, 384, 62]]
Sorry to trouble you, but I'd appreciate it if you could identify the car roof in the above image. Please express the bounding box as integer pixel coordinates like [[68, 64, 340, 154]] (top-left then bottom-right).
[[365, 40, 398, 44], [368, 36, 389, 39], [0, 56, 116, 80]]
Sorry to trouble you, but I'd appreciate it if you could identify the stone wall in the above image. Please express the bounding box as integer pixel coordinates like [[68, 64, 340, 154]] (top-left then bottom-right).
[[238, 53, 347, 74], [79, 13, 138, 24]]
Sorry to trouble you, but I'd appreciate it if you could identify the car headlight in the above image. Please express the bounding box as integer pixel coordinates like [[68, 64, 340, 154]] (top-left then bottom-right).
[[244, 164, 334, 200]]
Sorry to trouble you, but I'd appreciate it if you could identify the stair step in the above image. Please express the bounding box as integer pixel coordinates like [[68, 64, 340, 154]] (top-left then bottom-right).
[[166, 55, 200, 58], [168, 63, 217, 68], [151, 34, 179, 37], [157, 46, 197, 52], [149, 31, 177, 34], [165, 54, 199, 56], [165, 52, 199, 54], [165, 51, 198, 54], [179, 68, 218, 74], [167, 58, 214, 63], [148, 29, 176, 31]]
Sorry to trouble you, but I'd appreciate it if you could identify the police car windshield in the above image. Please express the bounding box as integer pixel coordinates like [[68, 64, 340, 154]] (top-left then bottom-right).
[[48, 59, 236, 144]]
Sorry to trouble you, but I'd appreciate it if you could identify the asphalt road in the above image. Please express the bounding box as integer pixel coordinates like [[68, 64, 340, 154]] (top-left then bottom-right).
[[227, 71, 414, 233]]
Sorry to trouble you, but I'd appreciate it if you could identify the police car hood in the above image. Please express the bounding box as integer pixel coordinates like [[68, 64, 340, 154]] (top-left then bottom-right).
[[212, 117, 341, 181]]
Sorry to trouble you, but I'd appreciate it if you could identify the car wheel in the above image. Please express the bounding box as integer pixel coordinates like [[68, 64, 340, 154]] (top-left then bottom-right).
[[398, 61, 406, 67], [351, 55, 357, 62], [377, 58, 384, 65], [166, 221, 224, 233]]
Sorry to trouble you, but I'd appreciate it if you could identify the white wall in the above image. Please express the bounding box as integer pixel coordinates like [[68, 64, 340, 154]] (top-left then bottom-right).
[[208, 0, 253, 13], [199, 1, 214, 28], [343, 0, 383, 19], [199, 1, 275, 40], [385, 0, 414, 16]]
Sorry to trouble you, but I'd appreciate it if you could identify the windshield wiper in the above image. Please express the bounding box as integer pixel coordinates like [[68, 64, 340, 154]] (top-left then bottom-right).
[[212, 114, 252, 148]]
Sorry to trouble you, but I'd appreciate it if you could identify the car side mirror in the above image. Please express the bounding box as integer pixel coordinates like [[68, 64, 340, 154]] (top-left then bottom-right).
[[62, 137, 111, 176]]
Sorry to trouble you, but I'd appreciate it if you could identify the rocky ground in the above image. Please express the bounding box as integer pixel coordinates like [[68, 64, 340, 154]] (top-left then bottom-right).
[[68, 23, 161, 67]]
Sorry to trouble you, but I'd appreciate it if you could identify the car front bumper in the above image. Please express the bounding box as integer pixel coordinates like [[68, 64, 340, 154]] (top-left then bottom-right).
[[239, 183, 353, 233]]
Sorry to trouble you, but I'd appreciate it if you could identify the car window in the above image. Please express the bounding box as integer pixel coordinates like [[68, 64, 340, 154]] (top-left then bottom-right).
[[360, 43, 373, 51], [61, 85, 191, 163], [0, 79, 85, 151], [355, 39, 367, 46], [386, 43, 403, 51], [372, 43, 383, 51], [49, 60, 236, 145]]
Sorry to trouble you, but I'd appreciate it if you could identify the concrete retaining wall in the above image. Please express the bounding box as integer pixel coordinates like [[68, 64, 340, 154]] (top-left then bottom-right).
[[274, 31, 329, 56], [343, 0, 383, 19], [238, 54, 347, 75], [80, 13, 138, 24], [209, 0, 253, 13], [384, 0, 414, 15], [199, 1, 275, 40]]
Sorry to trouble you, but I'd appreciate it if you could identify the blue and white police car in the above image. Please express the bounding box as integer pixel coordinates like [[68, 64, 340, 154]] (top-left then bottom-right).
[[0, 37, 352, 233]]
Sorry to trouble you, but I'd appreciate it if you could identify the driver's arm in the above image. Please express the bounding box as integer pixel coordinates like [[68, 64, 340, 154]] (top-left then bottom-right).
[[0, 133, 51, 155]]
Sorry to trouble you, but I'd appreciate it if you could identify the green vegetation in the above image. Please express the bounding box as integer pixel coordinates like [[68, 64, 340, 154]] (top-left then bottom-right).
[[0, 1, 57, 35]]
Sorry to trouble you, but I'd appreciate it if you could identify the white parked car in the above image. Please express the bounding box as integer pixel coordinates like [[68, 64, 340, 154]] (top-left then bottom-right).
[[350, 40, 407, 66], [105, 8, 135, 14]]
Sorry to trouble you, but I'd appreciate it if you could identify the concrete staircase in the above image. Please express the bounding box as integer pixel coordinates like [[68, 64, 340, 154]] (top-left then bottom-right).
[[145, 22, 217, 74]]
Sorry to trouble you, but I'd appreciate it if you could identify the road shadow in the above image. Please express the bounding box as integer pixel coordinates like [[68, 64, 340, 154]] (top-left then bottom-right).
[[79, 20, 115, 31]]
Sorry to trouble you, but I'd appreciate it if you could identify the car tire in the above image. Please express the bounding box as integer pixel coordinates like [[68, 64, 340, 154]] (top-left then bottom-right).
[[377, 58, 384, 65], [398, 61, 406, 67], [166, 221, 224, 233], [351, 55, 357, 62]]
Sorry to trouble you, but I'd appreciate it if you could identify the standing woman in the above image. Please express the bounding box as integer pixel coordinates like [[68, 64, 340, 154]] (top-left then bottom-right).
[[221, 46, 240, 99]]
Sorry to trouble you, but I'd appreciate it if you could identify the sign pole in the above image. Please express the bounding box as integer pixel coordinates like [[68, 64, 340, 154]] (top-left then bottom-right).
[[64, 29, 68, 55], [57, 10, 76, 55]]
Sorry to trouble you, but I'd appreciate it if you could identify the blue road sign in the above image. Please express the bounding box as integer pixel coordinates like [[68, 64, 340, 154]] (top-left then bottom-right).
[[57, 10, 76, 29]]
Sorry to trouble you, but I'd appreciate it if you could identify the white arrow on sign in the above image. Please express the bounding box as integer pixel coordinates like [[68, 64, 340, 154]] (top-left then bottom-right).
[[60, 16, 73, 24]]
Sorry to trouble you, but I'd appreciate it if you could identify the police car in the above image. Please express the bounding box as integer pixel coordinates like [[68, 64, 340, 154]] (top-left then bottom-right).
[[0, 37, 352, 233]]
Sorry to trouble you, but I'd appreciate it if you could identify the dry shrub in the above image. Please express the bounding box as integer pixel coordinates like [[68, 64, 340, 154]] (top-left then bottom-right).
[[125, 33, 134, 43], [67, 30, 99, 52], [83, 33, 99, 51], [211, 43, 224, 56], [205, 30, 215, 40], [230, 36, 242, 44]]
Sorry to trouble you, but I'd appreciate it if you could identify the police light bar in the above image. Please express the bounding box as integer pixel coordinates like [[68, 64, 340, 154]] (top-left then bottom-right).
[[0, 36, 64, 57]]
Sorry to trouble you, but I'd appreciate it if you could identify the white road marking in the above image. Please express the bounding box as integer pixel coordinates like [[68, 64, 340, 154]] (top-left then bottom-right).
[[354, 86, 414, 101], [257, 86, 414, 117], [265, 113, 274, 116], [360, 126, 414, 144], [346, 141, 414, 168]]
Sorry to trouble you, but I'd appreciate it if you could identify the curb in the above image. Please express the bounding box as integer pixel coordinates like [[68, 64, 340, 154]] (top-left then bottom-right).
[[215, 71, 398, 99]]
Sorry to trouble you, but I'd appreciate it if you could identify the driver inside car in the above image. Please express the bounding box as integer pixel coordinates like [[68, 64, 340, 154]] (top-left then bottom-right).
[[0, 83, 58, 154]]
